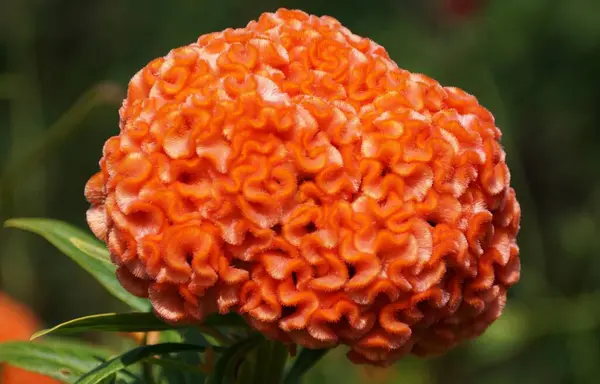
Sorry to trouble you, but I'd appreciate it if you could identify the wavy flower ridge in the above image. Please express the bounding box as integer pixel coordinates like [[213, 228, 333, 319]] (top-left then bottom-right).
[[85, 8, 521, 365]]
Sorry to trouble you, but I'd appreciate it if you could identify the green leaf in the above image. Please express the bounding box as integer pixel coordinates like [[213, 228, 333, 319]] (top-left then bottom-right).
[[74, 343, 211, 384], [4, 218, 150, 311], [209, 335, 261, 384], [32, 312, 247, 340], [31, 313, 175, 339], [283, 348, 329, 384], [0, 338, 115, 383]]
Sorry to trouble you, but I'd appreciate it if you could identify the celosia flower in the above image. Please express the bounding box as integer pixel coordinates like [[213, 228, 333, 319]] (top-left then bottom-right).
[[0, 292, 61, 383], [85, 8, 520, 365]]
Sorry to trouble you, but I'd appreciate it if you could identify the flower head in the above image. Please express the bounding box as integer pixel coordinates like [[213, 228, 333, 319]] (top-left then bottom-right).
[[0, 292, 61, 383], [86, 8, 520, 365]]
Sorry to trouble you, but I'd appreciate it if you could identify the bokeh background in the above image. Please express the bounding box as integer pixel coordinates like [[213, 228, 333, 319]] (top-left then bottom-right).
[[1, 0, 599, 383]]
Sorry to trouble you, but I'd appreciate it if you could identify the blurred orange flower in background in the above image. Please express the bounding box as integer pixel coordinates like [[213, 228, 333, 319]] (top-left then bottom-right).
[[0, 292, 60, 384], [86, 8, 520, 365], [442, 0, 483, 18]]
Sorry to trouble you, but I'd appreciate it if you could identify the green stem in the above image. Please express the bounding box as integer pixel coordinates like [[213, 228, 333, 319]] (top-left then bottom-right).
[[210, 336, 289, 384], [249, 339, 288, 384], [251, 338, 275, 384], [144, 357, 209, 376], [141, 333, 156, 384], [283, 348, 329, 384], [267, 341, 289, 384]]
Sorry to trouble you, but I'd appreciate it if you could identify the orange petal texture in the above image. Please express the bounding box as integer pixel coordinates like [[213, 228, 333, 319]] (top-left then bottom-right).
[[0, 292, 61, 384], [85, 8, 520, 365]]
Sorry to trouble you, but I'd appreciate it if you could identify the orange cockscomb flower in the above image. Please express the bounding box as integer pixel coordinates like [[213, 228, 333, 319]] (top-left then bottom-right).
[[85, 8, 520, 365], [0, 292, 61, 383]]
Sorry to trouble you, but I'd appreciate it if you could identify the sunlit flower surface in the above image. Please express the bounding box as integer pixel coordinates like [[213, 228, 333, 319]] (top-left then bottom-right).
[[0, 292, 61, 383], [85, 8, 520, 365]]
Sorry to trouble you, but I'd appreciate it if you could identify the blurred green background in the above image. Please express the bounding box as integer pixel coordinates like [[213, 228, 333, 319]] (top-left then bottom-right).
[[1, 0, 599, 383]]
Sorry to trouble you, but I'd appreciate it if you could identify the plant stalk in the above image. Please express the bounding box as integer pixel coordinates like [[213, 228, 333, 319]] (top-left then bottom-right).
[[242, 338, 289, 384]]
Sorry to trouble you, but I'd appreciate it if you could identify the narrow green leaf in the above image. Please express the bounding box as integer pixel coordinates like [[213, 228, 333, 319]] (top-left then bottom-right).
[[0, 338, 114, 383], [209, 335, 261, 384], [283, 348, 329, 384], [75, 343, 211, 384], [32, 312, 247, 340], [4, 218, 150, 311], [31, 313, 174, 339]]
